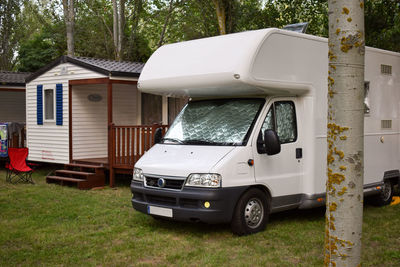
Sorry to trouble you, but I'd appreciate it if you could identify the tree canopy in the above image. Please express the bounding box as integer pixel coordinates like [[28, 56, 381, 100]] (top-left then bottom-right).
[[0, 0, 398, 72]]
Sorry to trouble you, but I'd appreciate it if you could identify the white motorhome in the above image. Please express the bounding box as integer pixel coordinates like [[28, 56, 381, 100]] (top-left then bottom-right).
[[130, 28, 400, 235]]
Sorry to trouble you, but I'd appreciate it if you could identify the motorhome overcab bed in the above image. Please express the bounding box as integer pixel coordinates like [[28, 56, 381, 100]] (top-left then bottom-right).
[[130, 28, 400, 235]]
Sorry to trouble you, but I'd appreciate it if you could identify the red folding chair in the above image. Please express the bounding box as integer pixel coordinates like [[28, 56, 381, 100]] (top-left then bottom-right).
[[6, 148, 34, 184]]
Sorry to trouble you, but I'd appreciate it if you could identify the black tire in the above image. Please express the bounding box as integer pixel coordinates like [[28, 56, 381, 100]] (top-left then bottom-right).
[[231, 188, 270, 236], [372, 180, 394, 206]]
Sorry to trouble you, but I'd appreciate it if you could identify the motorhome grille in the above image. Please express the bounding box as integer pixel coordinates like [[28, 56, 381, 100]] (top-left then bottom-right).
[[381, 64, 392, 75], [146, 194, 176, 205], [145, 176, 185, 190], [381, 120, 392, 129]]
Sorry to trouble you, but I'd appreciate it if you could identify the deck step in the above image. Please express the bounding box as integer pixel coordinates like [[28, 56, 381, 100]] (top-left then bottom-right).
[[46, 176, 86, 183], [66, 163, 104, 169], [73, 159, 107, 166], [46, 163, 106, 190], [55, 170, 94, 176]]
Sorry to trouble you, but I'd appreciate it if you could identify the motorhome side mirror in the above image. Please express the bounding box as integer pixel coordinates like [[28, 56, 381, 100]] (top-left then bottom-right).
[[154, 128, 163, 144], [264, 129, 281, 155]]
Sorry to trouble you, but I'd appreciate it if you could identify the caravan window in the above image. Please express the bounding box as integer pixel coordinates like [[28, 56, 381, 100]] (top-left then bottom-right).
[[260, 101, 297, 144], [364, 81, 370, 114], [44, 88, 55, 121]]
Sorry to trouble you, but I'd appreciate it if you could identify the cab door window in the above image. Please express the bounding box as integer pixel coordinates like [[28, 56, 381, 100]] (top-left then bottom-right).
[[260, 101, 297, 144]]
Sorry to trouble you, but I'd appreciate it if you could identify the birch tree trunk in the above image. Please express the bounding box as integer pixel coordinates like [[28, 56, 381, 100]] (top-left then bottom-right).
[[112, 0, 119, 60], [128, 0, 142, 59], [212, 0, 226, 35], [62, 0, 75, 56], [325, 1, 365, 266], [112, 0, 125, 61], [118, 0, 125, 61]]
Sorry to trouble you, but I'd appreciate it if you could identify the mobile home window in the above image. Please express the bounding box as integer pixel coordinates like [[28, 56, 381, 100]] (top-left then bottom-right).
[[44, 88, 55, 121], [260, 101, 297, 144]]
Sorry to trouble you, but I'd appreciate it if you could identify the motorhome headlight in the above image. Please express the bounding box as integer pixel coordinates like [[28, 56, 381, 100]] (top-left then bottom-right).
[[185, 173, 222, 188], [133, 168, 144, 182]]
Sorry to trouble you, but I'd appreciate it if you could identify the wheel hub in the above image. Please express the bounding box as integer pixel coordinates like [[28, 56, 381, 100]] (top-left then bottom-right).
[[382, 181, 392, 201], [244, 198, 264, 229]]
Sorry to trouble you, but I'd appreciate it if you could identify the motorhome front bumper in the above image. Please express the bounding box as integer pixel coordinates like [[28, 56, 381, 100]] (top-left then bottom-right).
[[130, 181, 248, 224]]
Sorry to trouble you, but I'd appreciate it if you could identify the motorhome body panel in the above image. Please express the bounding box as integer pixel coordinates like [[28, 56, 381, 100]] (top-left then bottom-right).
[[363, 48, 400, 185]]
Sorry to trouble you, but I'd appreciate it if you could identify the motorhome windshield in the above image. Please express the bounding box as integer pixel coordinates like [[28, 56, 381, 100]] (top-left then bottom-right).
[[163, 98, 265, 146]]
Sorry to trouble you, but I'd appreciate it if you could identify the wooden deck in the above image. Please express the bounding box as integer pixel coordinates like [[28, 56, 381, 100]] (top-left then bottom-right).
[[73, 156, 139, 175], [71, 124, 169, 183]]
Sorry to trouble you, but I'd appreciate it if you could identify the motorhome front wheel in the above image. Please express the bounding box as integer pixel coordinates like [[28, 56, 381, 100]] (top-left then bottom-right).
[[231, 188, 270, 235]]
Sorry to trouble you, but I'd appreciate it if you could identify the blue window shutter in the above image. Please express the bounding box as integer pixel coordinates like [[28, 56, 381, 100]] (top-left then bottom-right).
[[37, 85, 43, 125], [56, 83, 63, 125]]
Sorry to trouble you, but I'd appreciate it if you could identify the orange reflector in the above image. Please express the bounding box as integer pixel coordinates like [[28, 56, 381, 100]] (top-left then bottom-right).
[[317, 198, 324, 202], [376, 186, 381, 190], [247, 159, 254, 166]]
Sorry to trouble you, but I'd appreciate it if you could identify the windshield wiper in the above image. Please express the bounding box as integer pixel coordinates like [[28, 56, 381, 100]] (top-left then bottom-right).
[[184, 139, 223, 145], [161, 137, 184, 144]]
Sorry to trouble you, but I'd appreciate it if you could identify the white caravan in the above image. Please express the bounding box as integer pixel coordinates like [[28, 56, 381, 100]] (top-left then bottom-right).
[[130, 28, 400, 235]]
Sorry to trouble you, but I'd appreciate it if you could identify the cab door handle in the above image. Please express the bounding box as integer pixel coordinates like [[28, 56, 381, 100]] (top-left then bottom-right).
[[296, 148, 302, 159]]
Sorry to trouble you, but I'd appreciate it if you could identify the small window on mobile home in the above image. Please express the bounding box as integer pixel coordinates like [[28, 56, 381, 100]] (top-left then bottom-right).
[[364, 81, 370, 114], [44, 88, 55, 121]]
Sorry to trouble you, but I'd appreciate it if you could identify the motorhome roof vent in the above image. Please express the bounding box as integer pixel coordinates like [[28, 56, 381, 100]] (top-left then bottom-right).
[[381, 64, 392, 75], [381, 120, 392, 129], [283, 22, 309, 33]]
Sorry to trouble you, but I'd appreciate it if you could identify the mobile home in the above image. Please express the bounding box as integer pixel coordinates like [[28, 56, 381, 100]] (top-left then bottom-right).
[[25, 56, 185, 188], [0, 71, 31, 148], [130, 28, 400, 235]]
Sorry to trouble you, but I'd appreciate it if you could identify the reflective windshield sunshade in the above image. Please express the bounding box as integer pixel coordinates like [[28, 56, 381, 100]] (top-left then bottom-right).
[[164, 99, 264, 145]]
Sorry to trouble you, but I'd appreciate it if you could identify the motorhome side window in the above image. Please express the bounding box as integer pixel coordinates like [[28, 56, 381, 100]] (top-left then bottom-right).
[[364, 81, 370, 114], [260, 101, 297, 144]]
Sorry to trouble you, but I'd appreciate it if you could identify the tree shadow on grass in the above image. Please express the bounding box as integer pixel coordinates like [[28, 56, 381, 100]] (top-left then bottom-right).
[[146, 216, 231, 237], [269, 206, 326, 224], [141, 207, 328, 237]]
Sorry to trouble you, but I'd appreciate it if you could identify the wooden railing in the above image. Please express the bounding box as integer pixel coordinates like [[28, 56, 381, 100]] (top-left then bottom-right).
[[9, 127, 26, 148], [111, 124, 168, 169], [1, 125, 26, 148]]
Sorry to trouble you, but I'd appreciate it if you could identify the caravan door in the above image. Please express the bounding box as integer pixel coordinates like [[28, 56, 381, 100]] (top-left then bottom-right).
[[252, 97, 304, 211]]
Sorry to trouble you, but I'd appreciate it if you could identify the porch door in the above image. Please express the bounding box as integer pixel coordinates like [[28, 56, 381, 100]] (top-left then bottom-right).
[[141, 93, 162, 125], [72, 85, 108, 160], [168, 97, 188, 125], [252, 97, 304, 207]]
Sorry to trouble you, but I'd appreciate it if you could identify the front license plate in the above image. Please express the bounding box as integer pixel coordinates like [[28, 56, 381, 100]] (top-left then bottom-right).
[[147, 205, 173, 218]]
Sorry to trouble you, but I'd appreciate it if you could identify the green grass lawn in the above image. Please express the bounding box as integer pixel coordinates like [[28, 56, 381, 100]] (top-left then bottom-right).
[[0, 167, 399, 266]]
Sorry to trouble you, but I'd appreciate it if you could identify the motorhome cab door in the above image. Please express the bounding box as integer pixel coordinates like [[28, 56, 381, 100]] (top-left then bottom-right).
[[252, 97, 304, 210]]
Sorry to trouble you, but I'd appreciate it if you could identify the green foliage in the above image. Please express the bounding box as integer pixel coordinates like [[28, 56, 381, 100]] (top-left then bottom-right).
[[262, 0, 328, 37], [1, 0, 398, 71], [73, 0, 115, 59], [0, 0, 22, 70], [17, 31, 61, 72], [365, 0, 400, 52]]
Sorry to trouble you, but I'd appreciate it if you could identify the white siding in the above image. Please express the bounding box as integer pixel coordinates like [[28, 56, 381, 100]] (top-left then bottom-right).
[[72, 84, 107, 160], [0, 90, 26, 123], [112, 84, 139, 125], [26, 63, 106, 164]]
